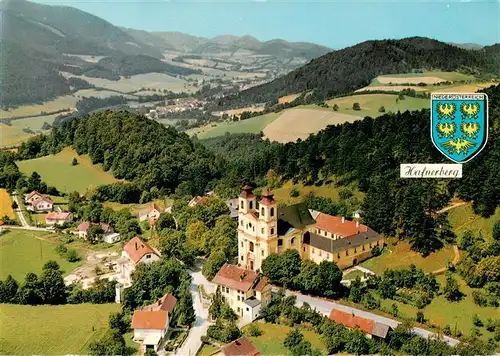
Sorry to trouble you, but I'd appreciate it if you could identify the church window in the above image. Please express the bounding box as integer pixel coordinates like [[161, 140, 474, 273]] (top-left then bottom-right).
[[291, 238, 295, 245], [249, 242, 254, 252], [241, 201, 244, 209], [249, 201, 253, 209], [270, 207, 275, 217], [261, 228, 264, 234], [261, 249, 264, 256], [270, 228, 275, 235], [278, 239, 283, 246], [261, 207, 265, 216]]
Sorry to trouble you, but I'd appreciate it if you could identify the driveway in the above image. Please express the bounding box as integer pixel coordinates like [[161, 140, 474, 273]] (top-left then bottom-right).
[[286, 290, 460, 347], [10, 193, 51, 232], [175, 266, 215, 356]]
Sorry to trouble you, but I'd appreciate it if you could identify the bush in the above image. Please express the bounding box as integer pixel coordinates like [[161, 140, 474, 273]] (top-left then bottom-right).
[[55, 243, 67, 256], [443, 325, 452, 336], [11, 201, 18, 209], [71, 158, 78, 166], [378, 106, 386, 113], [246, 323, 262, 337], [66, 249, 80, 262], [416, 311, 425, 323], [352, 102, 361, 111], [472, 314, 483, 327], [371, 245, 382, 256], [333, 104, 339, 111], [290, 186, 300, 198]]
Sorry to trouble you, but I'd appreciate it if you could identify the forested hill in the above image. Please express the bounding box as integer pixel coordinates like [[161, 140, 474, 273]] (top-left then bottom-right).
[[219, 37, 500, 108], [17, 112, 220, 196]]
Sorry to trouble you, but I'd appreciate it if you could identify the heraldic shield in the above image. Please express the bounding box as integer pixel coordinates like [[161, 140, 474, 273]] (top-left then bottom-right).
[[431, 93, 489, 163]]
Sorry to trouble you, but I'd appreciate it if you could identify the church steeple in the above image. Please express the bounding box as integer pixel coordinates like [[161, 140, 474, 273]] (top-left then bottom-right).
[[239, 184, 256, 215], [259, 189, 277, 223]]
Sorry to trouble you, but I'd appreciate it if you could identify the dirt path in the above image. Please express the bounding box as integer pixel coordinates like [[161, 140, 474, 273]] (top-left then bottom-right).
[[431, 245, 461, 275], [436, 201, 467, 215]]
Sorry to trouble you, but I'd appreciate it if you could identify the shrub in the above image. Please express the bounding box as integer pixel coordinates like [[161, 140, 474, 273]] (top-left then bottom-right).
[[55, 243, 67, 256], [416, 311, 425, 323], [72, 158, 78, 166], [352, 102, 361, 111], [333, 104, 339, 111], [378, 106, 386, 113], [290, 186, 300, 198], [371, 245, 382, 257], [66, 249, 80, 262], [443, 325, 452, 336], [246, 323, 262, 337], [472, 314, 483, 327]]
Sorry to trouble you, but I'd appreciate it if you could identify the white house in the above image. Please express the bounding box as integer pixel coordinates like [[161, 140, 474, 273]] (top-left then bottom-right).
[[30, 197, 53, 212], [119, 236, 160, 286], [73, 222, 120, 242], [25, 191, 44, 205], [131, 310, 169, 352], [45, 212, 73, 226], [139, 203, 162, 222], [103, 232, 121, 244]]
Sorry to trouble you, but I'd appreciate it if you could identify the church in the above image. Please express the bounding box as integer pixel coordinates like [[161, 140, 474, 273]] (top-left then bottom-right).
[[236, 185, 384, 272]]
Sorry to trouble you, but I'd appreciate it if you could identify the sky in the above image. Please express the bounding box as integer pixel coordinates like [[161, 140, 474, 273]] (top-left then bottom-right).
[[33, 0, 500, 49]]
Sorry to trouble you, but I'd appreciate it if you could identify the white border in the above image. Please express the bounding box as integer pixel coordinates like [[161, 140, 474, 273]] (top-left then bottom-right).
[[430, 92, 489, 164]]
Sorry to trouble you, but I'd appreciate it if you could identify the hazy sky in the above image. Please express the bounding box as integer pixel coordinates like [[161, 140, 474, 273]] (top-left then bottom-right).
[[33, 0, 500, 48]]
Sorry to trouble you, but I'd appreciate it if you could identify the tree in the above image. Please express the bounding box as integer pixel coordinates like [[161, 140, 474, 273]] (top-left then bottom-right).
[[391, 303, 399, 317], [202, 251, 227, 280], [186, 220, 208, 253], [290, 186, 300, 197], [27, 171, 42, 192], [87, 225, 104, 244], [66, 249, 80, 262], [348, 277, 363, 303], [157, 213, 176, 231], [416, 311, 425, 323], [11, 201, 18, 209], [109, 311, 129, 334], [315, 261, 343, 298], [89, 329, 126, 356], [1, 275, 19, 303], [493, 221, 500, 241], [177, 282, 196, 326], [246, 323, 262, 337], [378, 106, 386, 113], [262, 250, 301, 287], [352, 102, 361, 111], [444, 272, 463, 301], [40, 261, 66, 304], [333, 104, 339, 111], [283, 329, 304, 349], [71, 158, 78, 166], [344, 328, 370, 355]]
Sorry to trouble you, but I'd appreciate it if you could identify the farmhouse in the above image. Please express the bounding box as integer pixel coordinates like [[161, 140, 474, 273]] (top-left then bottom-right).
[[45, 212, 73, 226], [329, 308, 390, 339], [73, 222, 120, 243], [131, 310, 169, 352], [118, 236, 160, 285], [212, 264, 271, 322], [215, 336, 261, 356], [236, 185, 384, 271], [142, 292, 178, 316], [30, 197, 54, 212], [139, 203, 162, 222], [25, 190, 44, 205]]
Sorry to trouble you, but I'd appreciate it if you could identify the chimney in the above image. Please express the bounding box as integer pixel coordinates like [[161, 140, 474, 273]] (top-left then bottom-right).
[[135, 242, 138, 250], [341, 216, 345, 223]]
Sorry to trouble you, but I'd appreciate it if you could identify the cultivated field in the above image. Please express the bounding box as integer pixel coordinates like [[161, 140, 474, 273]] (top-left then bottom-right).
[[0, 303, 120, 355], [103, 198, 173, 216], [360, 241, 455, 275], [61, 72, 196, 93], [356, 85, 428, 93], [0, 95, 77, 119], [17, 147, 120, 194], [0, 189, 15, 219], [263, 108, 361, 143], [278, 93, 301, 104], [242, 322, 326, 355], [326, 93, 429, 118], [1, 113, 62, 148], [376, 76, 445, 85], [220, 105, 265, 117], [189, 112, 280, 139], [0, 230, 83, 280], [433, 82, 495, 93], [375, 71, 476, 83]]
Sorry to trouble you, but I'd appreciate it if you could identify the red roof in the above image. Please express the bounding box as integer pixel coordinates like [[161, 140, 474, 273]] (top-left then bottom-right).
[[315, 213, 368, 237], [131, 310, 168, 330], [143, 292, 178, 314], [148, 203, 160, 214], [26, 191, 42, 200], [46, 212, 72, 221], [222, 337, 260, 356], [123, 236, 158, 264], [329, 309, 374, 334], [240, 185, 255, 199], [212, 264, 258, 292], [35, 197, 53, 205], [259, 189, 275, 206], [77, 222, 111, 233]]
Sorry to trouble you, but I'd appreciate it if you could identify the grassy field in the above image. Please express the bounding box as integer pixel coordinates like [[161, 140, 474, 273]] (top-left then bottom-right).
[[448, 203, 500, 242], [188, 112, 280, 139], [272, 180, 364, 205], [342, 269, 365, 280], [374, 71, 476, 83], [0, 113, 63, 147], [0, 189, 15, 219], [263, 108, 361, 143], [377, 274, 497, 340], [198, 343, 219, 356], [243, 322, 326, 355], [17, 147, 120, 194], [360, 241, 455, 275], [325, 94, 429, 118], [0, 303, 120, 355], [0, 229, 83, 280], [0, 95, 78, 120]]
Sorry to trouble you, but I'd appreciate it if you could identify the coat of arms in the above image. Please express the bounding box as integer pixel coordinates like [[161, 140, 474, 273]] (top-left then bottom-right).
[[431, 93, 488, 163]]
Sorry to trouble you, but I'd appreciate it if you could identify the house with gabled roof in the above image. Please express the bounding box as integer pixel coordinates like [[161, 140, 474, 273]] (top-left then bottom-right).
[[45, 211, 73, 226], [212, 264, 271, 322], [214, 336, 261, 356], [131, 310, 169, 352], [118, 236, 161, 286], [329, 308, 391, 339], [30, 197, 53, 212], [25, 190, 44, 205]]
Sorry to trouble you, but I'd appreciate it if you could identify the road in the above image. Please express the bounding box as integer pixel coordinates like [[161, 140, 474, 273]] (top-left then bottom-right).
[[175, 267, 215, 356], [286, 290, 460, 347]]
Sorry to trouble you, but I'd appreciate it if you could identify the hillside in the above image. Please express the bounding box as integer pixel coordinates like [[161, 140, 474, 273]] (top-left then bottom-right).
[[125, 30, 332, 60], [220, 37, 500, 108], [0, 0, 196, 107]]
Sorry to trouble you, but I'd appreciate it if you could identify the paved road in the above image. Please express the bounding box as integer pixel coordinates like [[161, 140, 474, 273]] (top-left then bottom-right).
[[175, 267, 215, 356], [286, 290, 460, 347]]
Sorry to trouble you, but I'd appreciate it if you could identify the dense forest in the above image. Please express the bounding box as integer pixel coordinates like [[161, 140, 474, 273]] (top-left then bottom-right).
[[219, 37, 500, 108]]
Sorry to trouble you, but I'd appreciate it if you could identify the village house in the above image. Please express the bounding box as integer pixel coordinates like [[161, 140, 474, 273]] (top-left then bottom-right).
[[45, 211, 73, 226], [118, 236, 160, 286], [25, 190, 54, 212], [25, 190, 44, 205], [188, 195, 208, 207], [212, 264, 271, 323], [139, 203, 162, 223], [214, 336, 261, 356], [142, 292, 178, 320], [236, 185, 384, 271], [329, 308, 391, 339], [73, 222, 121, 243], [226, 198, 239, 219], [131, 310, 169, 352]]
